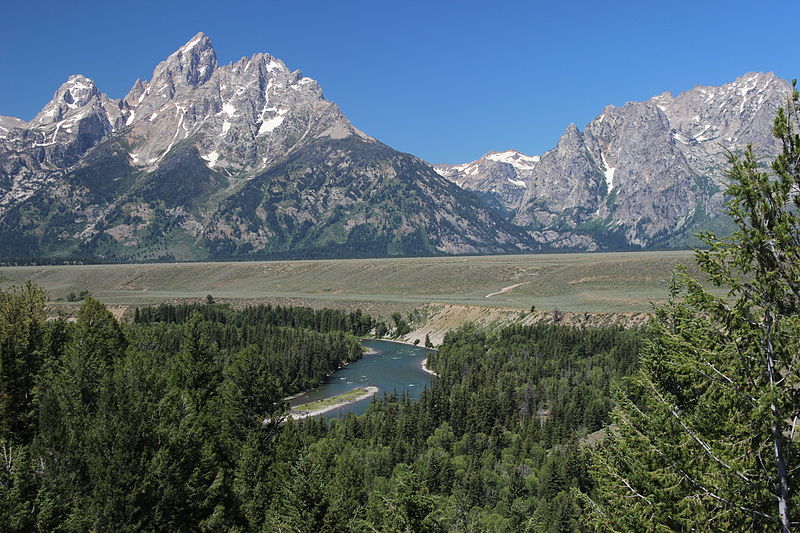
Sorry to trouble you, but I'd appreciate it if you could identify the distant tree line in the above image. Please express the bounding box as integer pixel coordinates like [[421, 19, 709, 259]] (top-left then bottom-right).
[[134, 301, 375, 337]]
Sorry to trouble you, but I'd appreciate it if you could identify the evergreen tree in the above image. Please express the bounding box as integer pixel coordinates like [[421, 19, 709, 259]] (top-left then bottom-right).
[[72, 297, 127, 366], [0, 282, 46, 444], [425, 334, 433, 349], [589, 82, 800, 532]]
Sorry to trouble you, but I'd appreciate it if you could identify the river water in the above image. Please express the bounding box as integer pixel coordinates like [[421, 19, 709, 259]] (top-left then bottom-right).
[[287, 339, 434, 419]]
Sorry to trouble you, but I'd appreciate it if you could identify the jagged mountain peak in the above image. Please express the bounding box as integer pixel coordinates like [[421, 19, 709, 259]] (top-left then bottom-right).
[[434, 148, 540, 211], [231, 52, 288, 74], [732, 70, 780, 84], [174, 32, 213, 54], [117, 32, 365, 170], [2, 30, 529, 261], [0, 48, 791, 260], [439, 71, 790, 251], [127, 32, 218, 107], [3, 33, 528, 262], [651, 70, 789, 163], [167, 32, 217, 80], [32, 74, 103, 126], [556, 123, 584, 149], [125, 78, 147, 107], [654, 71, 786, 112]]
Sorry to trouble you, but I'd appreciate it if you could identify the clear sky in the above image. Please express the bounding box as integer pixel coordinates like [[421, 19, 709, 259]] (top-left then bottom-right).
[[1, 0, 796, 164]]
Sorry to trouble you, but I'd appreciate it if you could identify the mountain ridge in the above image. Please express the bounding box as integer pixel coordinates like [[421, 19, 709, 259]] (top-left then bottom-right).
[[0, 34, 791, 261], [0, 33, 533, 261], [435, 71, 790, 249]]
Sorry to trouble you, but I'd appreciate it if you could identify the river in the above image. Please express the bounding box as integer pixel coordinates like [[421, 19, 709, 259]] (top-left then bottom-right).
[[287, 339, 435, 419]]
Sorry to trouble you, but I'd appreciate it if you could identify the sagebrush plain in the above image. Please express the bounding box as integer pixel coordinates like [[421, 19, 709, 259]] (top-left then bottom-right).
[[0, 250, 708, 314]]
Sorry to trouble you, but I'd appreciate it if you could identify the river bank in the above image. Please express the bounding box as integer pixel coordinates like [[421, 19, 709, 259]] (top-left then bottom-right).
[[290, 386, 379, 420], [363, 336, 437, 350], [421, 358, 438, 376], [285, 339, 433, 419]]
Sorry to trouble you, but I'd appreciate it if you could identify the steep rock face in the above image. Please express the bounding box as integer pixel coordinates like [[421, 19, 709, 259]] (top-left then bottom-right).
[[27, 75, 123, 164], [651, 71, 788, 219], [1, 35, 790, 259], [654, 72, 785, 162], [0, 33, 529, 260], [0, 116, 26, 139], [120, 33, 368, 171], [582, 101, 698, 245], [438, 72, 791, 248], [516, 123, 604, 228]]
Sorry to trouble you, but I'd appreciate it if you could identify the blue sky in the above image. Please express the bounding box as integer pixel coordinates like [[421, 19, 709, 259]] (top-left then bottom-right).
[[2, 0, 796, 163]]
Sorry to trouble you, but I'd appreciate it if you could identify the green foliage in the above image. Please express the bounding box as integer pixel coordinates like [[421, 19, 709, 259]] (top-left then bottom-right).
[[0, 282, 47, 444], [588, 81, 800, 532], [258, 322, 641, 531], [65, 289, 90, 302], [220, 345, 282, 437], [0, 282, 644, 531], [65, 137, 139, 202], [360, 465, 443, 532], [391, 312, 412, 337], [0, 291, 371, 531], [204, 136, 529, 261], [133, 142, 222, 211], [73, 296, 127, 366], [135, 301, 375, 337]]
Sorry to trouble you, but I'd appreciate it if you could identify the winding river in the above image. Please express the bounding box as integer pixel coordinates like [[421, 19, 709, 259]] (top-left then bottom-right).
[[287, 339, 434, 419]]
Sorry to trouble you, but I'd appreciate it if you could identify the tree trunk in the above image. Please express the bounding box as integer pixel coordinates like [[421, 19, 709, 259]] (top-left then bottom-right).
[[765, 308, 791, 532]]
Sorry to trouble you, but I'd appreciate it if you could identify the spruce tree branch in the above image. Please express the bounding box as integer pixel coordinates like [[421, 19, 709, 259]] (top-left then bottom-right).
[[647, 383, 766, 488], [762, 308, 793, 531], [617, 408, 778, 524], [607, 464, 655, 506], [696, 361, 757, 405]]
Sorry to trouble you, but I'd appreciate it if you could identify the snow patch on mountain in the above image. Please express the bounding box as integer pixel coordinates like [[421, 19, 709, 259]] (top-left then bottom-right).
[[201, 151, 220, 168], [258, 109, 288, 136], [221, 103, 236, 117], [601, 153, 615, 191], [486, 150, 540, 168]]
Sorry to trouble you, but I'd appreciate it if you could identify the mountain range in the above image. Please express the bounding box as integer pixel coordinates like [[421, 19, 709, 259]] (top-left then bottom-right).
[[0, 33, 790, 261], [436, 71, 789, 250]]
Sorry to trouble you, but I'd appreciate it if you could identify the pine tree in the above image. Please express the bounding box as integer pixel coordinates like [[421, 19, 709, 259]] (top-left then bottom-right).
[[425, 334, 434, 349], [0, 282, 46, 444], [588, 82, 800, 532]]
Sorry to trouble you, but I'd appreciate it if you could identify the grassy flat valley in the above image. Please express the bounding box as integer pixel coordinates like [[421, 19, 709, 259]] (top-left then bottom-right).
[[0, 250, 704, 313]]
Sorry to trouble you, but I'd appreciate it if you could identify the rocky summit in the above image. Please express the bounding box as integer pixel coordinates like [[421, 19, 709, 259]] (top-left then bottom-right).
[[0, 33, 529, 261], [0, 34, 792, 260], [436, 72, 791, 250]]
